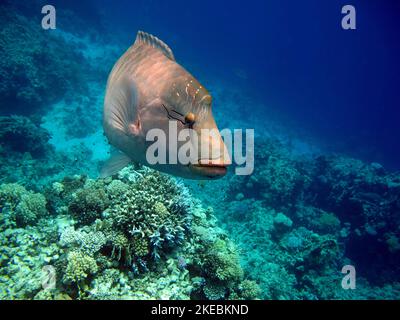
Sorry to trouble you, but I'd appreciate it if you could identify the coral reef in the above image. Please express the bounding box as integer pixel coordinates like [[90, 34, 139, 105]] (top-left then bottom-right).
[[68, 182, 109, 225], [0, 183, 48, 227], [212, 137, 400, 299], [0, 116, 52, 157], [0, 167, 253, 300], [0, 5, 89, 115], [63, 250, 98, 285], [228, 138, 306, 208]]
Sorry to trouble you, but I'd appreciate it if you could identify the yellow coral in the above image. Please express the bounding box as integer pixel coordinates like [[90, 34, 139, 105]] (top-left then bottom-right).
[[132, 235, 149, 257], [64, 251, 98, 284]]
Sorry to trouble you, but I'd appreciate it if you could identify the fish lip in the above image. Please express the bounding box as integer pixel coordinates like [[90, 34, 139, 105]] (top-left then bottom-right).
[[190, 163, 228, 177], [192, 163, 228, 169]]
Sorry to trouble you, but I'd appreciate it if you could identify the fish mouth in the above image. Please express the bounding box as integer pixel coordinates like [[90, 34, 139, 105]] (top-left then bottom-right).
[[190, 163, 228, 178]]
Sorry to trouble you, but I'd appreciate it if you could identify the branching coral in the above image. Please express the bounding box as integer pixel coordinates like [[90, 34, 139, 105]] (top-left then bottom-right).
[[107, 171, 191, 265]]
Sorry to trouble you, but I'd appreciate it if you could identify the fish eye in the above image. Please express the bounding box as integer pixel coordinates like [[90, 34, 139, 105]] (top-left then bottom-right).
[[185, 112, 195, 125]]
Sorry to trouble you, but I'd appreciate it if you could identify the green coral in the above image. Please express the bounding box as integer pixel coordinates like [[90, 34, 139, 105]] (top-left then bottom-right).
[[203, 239, 243, 286], [107, 171, 190, 263], [236, 280, 262, 300], [0, 183, 27, 207], [63, 250, 98, 284], [15, 192, 47, 226], [68, 182, 109, 225], [203, 281, 227, 300], [0, 183, 47, 226], [106, 180, 129, 199], [131, 235, 149, 257]]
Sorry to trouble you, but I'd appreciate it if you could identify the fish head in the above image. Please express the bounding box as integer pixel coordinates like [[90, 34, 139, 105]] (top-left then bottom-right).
[[138, 79, 231, 179], [148, 79, 231, 179]]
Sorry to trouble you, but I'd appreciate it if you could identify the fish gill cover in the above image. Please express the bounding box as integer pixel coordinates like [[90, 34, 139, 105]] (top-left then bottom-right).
[[0, 0, 399, 300]]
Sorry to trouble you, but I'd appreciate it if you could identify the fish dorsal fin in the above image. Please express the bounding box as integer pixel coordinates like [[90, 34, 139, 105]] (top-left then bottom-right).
[[135, 31, 175, 61]]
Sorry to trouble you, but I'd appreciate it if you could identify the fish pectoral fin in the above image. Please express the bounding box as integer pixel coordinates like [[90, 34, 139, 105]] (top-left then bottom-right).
[[128, 118, 142, 136], [104, 77, 139, 136], [100, 152, 132, 178]]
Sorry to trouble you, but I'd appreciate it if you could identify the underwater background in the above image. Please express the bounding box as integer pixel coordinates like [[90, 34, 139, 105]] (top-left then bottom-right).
[[0, 0, 399, 299]]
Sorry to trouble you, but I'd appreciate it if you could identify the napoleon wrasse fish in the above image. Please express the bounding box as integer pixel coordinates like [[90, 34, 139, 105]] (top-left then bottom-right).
[[102, 31, 231, 179]]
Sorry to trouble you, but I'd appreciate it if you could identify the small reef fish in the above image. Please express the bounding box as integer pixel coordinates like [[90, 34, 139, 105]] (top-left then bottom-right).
[[102, 31, 231, 179]]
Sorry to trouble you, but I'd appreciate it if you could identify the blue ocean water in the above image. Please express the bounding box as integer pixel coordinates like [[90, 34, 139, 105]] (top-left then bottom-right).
[[91, 0, 400, 169], [0, 0, 399, 300]]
